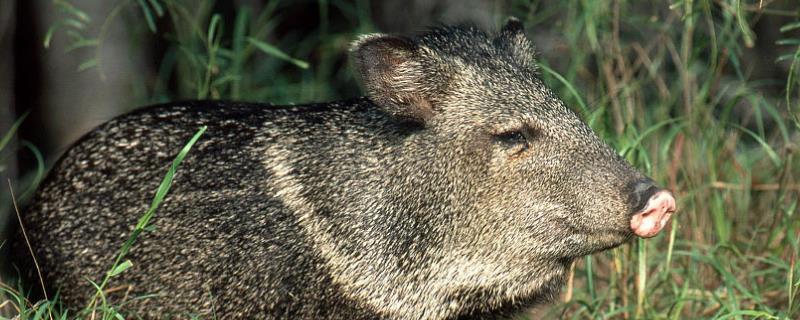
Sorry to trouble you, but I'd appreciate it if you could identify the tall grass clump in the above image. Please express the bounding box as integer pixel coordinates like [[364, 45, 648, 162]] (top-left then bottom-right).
[[42, 0, 367, 104], [518, 0, 800, 318], [1, 0, 798, 319]]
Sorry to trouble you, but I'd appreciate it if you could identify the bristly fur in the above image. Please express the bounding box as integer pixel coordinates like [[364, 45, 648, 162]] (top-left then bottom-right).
[[15, 20, 658, 319]]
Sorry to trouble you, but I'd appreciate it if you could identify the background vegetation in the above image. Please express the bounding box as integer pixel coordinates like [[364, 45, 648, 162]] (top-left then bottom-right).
[[1, 0, 799, 319]]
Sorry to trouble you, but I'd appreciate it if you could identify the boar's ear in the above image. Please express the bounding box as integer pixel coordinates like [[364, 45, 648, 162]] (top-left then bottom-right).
[[350, 34, 435, 124], [495, 17, 536, 67]]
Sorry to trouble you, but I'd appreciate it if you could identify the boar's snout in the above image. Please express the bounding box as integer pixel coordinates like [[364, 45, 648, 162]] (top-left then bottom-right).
[[628, 179, 676, 238]]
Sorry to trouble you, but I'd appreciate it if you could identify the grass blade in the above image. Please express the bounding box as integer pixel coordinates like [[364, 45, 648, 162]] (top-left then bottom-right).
[[88, 126, 207, 309], [0, 113, 28, 153], [136, 0, 158, 33], [247, 37, 309, 69]]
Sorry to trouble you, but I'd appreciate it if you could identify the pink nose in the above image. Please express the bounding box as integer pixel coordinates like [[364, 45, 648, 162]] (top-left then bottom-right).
[[630, 190, 676, 238]]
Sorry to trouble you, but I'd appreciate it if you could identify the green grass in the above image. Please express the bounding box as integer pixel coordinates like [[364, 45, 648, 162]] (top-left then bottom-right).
[[2, 0, 800, 319], [1, 126, 206, 319], [527, 1, 800, 318]]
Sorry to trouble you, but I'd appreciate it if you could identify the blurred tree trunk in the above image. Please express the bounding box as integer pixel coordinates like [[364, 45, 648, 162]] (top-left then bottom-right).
[[0, 0, 16, 234], [35, 0, 150, 156]]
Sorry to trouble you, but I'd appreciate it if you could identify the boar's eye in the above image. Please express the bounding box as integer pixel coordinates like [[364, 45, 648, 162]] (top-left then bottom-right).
[[494, 130, 529, 150]]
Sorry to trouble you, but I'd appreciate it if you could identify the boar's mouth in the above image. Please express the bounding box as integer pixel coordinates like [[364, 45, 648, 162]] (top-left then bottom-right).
[[580, 189, 676, 255], [574, 229, 637, 257], [566, 190, 676, 258]]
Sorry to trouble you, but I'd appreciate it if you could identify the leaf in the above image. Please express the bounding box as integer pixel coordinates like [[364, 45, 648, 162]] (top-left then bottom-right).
[[776, 38, 800, 46], [65, 38, 99, 53], [716, 310, 779, 320], [207, 14, 223, 46], [108, 260, 133, 277], [136, 126, 207, 230], [55, 0, 91, 22], [63, 18, 86, 30], [147, 0, 164, 17], [43, 25, 57, 48], [211, 74, 243, 87], [668, 1, 684, 11], [77, 58, 98, 72], [780, 21, 800, 33], [65, 30, 86, 42], [734, 0, 755, 48], [19, 141, 46, 201], [88, 127, 206, 308], [136, 0, 158, 33], [729, 123, 781, 167], [776, 52, 800, 63], [247, 37, 309, 69], [620, 117, 684, 158], [0, 112, 28, 152], [32, 300, 53, 319], [537, 63, 589, 118]]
